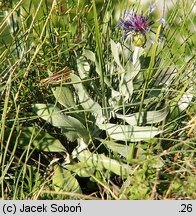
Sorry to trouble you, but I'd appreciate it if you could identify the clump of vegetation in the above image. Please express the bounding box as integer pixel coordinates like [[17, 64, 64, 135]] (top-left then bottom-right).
[[0, 0, 195, 199]]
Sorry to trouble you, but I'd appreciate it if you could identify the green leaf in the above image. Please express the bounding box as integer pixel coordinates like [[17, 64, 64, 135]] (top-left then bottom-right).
[[65, 162, 95, 177], [32, 103, 89, 143], [116, 106, 169, 126], [77, 55, 90, 79], [109, 89, 122, 109], [77, 150, 131, 177], [178, 90, 193, 111], [71, 74, 105, 124], [52, 165, 82, 194], [115, 57, 141, 102], [110, 39, 124, 70], [33, 103, 69, 127], [99, 139, 130, 159], [71, 138, 88, 158], [83, 50, 110, 87], [121, 60, 140, 100], [52, 86, 77, 109], [17, 127, 67, 152], [98, 123, 162, 141], [132, 46, 144, 66], [83, 49, 96, 62]]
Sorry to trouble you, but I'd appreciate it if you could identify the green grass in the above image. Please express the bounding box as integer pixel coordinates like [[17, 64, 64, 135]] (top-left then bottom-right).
[[0, 0, 195, 200]]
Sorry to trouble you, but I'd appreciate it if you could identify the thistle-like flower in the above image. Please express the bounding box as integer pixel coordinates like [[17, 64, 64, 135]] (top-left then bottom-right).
[[118, 4, 166, 47]]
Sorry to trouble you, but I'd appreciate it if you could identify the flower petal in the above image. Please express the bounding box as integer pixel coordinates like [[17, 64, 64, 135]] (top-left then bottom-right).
[[156, 18, 167, 25]]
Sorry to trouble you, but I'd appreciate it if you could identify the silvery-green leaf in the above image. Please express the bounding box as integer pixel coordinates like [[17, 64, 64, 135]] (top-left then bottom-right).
[[116, 106, 169, 126], [83, 50, 110, 86], [132, 46, 144, 66], [119, 71, 133, 101], [83, 49, 96, 62], [110, 39, 124, 70], [99, 139, 130, 159], [120, 81, 133, 101], [77, 55, 90, 79], [32, 103, 89, 143], [52, 86, 77, 109], [52, 164, 81, 194], [95, 59, 111, 87], [83, 49, 111, 90], [71, 138, 88, 158], [178, 89, 193, 111], [77, 150, 131, 177], [111, 89, 121, 98], [125, 60, 140, 80], [33, 103, 70, 127], [109, 89, 122, 109], [71, 74, 105, 124], [98, 123, 162, 141], [119, 60, 141, 101]]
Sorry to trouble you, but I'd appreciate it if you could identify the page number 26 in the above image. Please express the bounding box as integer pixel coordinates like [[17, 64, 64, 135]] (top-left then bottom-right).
[[179, 204, 193, 213]]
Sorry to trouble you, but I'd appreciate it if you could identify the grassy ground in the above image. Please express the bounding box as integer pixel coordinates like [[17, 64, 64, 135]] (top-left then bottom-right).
[[0, 0, 195, 200]]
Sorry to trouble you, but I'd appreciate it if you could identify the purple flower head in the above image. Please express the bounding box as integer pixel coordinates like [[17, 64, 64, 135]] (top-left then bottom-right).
[[118, 5, 165, 39], [119, 12, 152, 36]]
